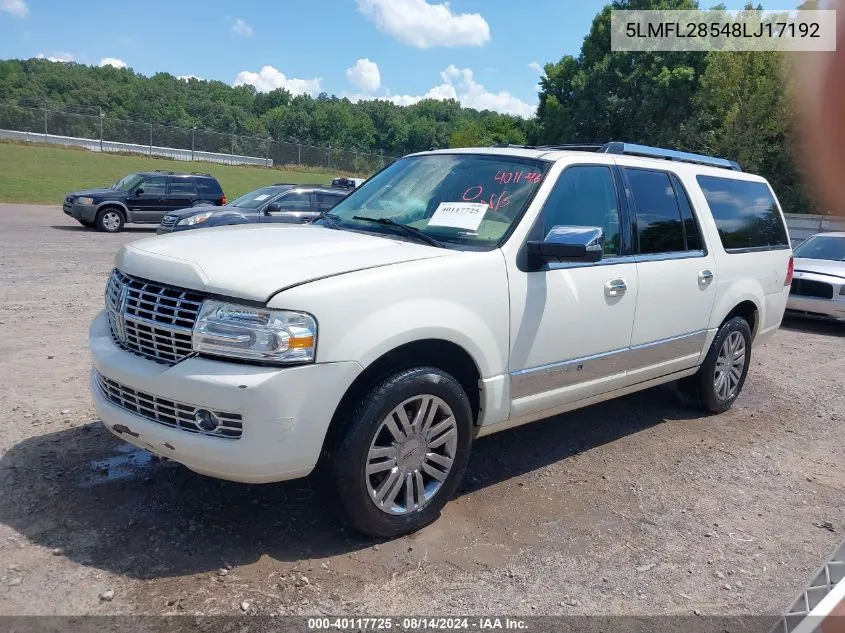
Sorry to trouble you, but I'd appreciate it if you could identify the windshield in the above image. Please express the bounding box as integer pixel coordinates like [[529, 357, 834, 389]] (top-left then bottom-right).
[[323, 154, 551, 249], [229, 187, 283, 209], [794, 235, 845, 261], [112, 173, 144, 191]]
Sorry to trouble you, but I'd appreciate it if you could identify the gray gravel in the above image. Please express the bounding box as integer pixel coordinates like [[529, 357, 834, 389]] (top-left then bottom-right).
[[0, 204, 843, 616]]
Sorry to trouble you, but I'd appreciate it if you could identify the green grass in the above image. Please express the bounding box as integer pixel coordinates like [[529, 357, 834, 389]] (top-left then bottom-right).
[[0, 141, 334, 204]]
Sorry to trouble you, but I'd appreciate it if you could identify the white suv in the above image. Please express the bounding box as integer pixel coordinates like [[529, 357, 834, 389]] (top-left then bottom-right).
[[89, 143, 793, 537]]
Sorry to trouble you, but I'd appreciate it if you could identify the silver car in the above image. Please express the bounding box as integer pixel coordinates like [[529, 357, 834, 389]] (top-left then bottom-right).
[[786, 231, 845, 323]]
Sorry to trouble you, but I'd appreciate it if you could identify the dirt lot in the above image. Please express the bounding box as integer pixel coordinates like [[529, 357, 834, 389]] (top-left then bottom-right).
[[0, 203, 843, 618]]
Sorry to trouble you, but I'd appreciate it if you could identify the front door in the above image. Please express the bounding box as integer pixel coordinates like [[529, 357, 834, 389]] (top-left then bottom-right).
[[260, 190, 313, 224], [507, 163, 638, 419], [126, 175, 167, 223], [620, 166, 718, 383]]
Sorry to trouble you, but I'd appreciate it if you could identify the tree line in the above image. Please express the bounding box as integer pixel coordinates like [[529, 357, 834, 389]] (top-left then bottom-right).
[[0, 0, 816, 212]]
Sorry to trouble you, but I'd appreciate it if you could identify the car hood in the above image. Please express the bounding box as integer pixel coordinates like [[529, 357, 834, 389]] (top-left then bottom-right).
[[71, 188, 124, 199], [116, 224, 451, 302], [794, 257, 845, 280]]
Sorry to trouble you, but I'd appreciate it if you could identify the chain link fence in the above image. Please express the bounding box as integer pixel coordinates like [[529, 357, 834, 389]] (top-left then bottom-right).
[[0, 103, 395, 175]]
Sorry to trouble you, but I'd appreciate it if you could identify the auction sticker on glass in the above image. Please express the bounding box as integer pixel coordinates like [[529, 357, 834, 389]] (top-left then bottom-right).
[[428, 202, 488, 231]]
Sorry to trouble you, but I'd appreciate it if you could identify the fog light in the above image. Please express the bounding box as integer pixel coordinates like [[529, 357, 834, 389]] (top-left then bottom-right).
[[194, 409, 219, 432]]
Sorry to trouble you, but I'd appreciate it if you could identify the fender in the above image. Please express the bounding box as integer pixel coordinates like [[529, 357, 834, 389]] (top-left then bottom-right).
[[95, 199, 130, 221]]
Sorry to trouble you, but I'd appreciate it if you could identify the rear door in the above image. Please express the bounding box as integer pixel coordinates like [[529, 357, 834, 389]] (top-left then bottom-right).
[[126, 175, 167, 223], [621, 166, 718, 384], [165, 178, 197, 216]]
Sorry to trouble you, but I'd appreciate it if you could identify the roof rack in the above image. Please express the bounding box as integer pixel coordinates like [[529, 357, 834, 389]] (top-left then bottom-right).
[[190, 172, 212, 176], [489, 141, 741, 171], [598, 142, 741, 171]]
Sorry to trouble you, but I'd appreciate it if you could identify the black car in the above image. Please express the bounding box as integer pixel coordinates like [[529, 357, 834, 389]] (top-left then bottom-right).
[[157, 184, 347, 234], [63, 171, 226, 233]]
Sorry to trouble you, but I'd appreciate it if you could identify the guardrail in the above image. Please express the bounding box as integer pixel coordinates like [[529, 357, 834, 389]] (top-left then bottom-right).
[[0, 129, 272, 167], [785, 213, 845, 245]]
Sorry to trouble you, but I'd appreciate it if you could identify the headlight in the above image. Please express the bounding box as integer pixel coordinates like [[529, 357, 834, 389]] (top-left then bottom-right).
[[177, 211, 214, 226], [77, 197, 95, 205], [193, 300, 317, 363]]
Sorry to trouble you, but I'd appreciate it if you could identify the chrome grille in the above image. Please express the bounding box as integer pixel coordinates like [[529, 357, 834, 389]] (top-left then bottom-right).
[[106, 269, 206, 365], [160, 215, 178, 228], [95, 371, 242, 439], [790, 279, 834, 300]]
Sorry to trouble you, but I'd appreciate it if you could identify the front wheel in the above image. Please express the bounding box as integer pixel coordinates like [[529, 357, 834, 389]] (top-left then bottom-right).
[[95, 208, 125, 233], [330, 367, 473, 538], [677, 316, 752, 413]]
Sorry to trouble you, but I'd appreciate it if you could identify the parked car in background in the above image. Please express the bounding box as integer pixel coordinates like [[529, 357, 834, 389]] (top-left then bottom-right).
[[63, 171, 225, 233], [331, 176, 366, 190], [157, 184, 347, 234], [90, 142, 792, 537], [786, 232, 845, 323]]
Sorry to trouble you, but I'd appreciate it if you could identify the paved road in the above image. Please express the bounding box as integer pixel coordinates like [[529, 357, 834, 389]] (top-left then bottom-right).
[[0, 203, 843, 617]]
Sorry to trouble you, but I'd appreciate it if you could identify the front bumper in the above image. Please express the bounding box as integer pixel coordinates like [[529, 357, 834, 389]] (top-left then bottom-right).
[[89, 311, 363, 483], [63, 201, 98, 222], [786, 294, 845, 322]]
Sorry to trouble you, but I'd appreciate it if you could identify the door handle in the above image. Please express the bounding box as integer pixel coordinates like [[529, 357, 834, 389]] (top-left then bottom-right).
[[605, 278, 627, 297], [698, 269, 714, 285]]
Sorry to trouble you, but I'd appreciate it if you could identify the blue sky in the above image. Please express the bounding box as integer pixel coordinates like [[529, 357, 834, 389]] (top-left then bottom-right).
[[0, 0, 801, 117]]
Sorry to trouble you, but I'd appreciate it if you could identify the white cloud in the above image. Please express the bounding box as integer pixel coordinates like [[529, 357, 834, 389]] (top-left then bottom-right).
[[232, 65, 321, 96], [1, 0, 28, 18], [345, 58, 381, 93], [528, 61, 542, 73], [35, 51, 76, 63], [177, 74, 203, 82], [99, 57, 127, 69], [385, 65, 535, 117], [232, 18, 253, 36], [357, 0, 490, 48]]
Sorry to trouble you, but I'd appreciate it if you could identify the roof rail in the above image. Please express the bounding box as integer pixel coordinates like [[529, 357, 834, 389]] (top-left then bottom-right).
[[153, 170, 176, 174], [190, 172, 212, 176], [535, 144, 604, 152], [599, 142, 742, 171]]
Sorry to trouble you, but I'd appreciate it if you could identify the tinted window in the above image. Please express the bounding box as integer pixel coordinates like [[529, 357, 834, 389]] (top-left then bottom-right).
[[626, 169, 685, 254], [697, 176, 788, 250], [229, 187, 285, 209], [671, 174, 702, 251], [539, 165, 620, 256], [793, 235, 845, 261], [168, 179, 196, 194], [315, 192, 344, 211], [139, 176, 167, 195], [196, 178, 223, 195], [274, 191, 311, 212]]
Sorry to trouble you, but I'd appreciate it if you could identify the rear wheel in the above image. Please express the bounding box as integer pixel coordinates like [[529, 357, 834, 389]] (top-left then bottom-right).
[[677, 316, 752, 413], [95, 208, 125, 233], [330, 367, 473, 538]]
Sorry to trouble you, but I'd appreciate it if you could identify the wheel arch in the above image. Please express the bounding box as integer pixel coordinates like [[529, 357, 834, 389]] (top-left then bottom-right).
[[96, 201, 129, 221], [321, 338, 482, 456], [719, 299, 761, 340]]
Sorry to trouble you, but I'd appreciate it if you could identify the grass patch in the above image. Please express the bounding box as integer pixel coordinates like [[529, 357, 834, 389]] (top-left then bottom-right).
[[0, 141, 335, 204]]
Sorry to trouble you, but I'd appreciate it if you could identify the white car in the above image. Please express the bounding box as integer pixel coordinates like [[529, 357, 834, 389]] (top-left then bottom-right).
[[89, 142, 793, 537], [786, 232, 845, 322]]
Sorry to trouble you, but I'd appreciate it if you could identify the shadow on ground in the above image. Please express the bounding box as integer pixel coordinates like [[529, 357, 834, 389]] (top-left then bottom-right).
[[781, 315, 844, 337], [0, 384, 698, 580], [50, 225, 157, 233]]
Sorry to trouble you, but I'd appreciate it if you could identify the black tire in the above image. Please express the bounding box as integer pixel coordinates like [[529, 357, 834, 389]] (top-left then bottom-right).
[[676, 316, 752, 413], [329, 367, 473, 538], [95, 207, 125, 233]]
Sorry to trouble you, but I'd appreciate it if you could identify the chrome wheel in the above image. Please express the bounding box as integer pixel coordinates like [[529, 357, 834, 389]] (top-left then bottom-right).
[[714, 331, 746, 400], [366, 395, 458, 516], [101, 211, 121, 231]]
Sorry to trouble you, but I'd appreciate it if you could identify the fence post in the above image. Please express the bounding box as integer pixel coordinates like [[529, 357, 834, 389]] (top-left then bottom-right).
[[231, 133, 234, 157], [99, 109, 103, 152], [266, 138, 271, 167], [297, 143, 301, 166], [191, 126, 196, 161], [149, 121, 153, 156], [327, 143, 331, 170], [43, 103, 48, 138]]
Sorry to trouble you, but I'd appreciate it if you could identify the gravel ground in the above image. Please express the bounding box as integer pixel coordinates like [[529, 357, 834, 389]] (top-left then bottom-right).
[[0, 203, 843, 618]]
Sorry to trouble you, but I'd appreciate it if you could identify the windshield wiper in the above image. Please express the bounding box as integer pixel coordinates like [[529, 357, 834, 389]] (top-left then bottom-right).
[[315, 210, 342, 229], [352, 216, 444, 248]]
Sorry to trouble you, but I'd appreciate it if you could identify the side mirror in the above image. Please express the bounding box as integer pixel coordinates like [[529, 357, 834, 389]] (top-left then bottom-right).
[[134, 187, 144, 196], [527, 225, 604, 269], [265, 202, 282, 215]]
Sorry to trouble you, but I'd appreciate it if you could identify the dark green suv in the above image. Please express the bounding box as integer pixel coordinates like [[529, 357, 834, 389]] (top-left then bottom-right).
[[63, 171, 226, 232]]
